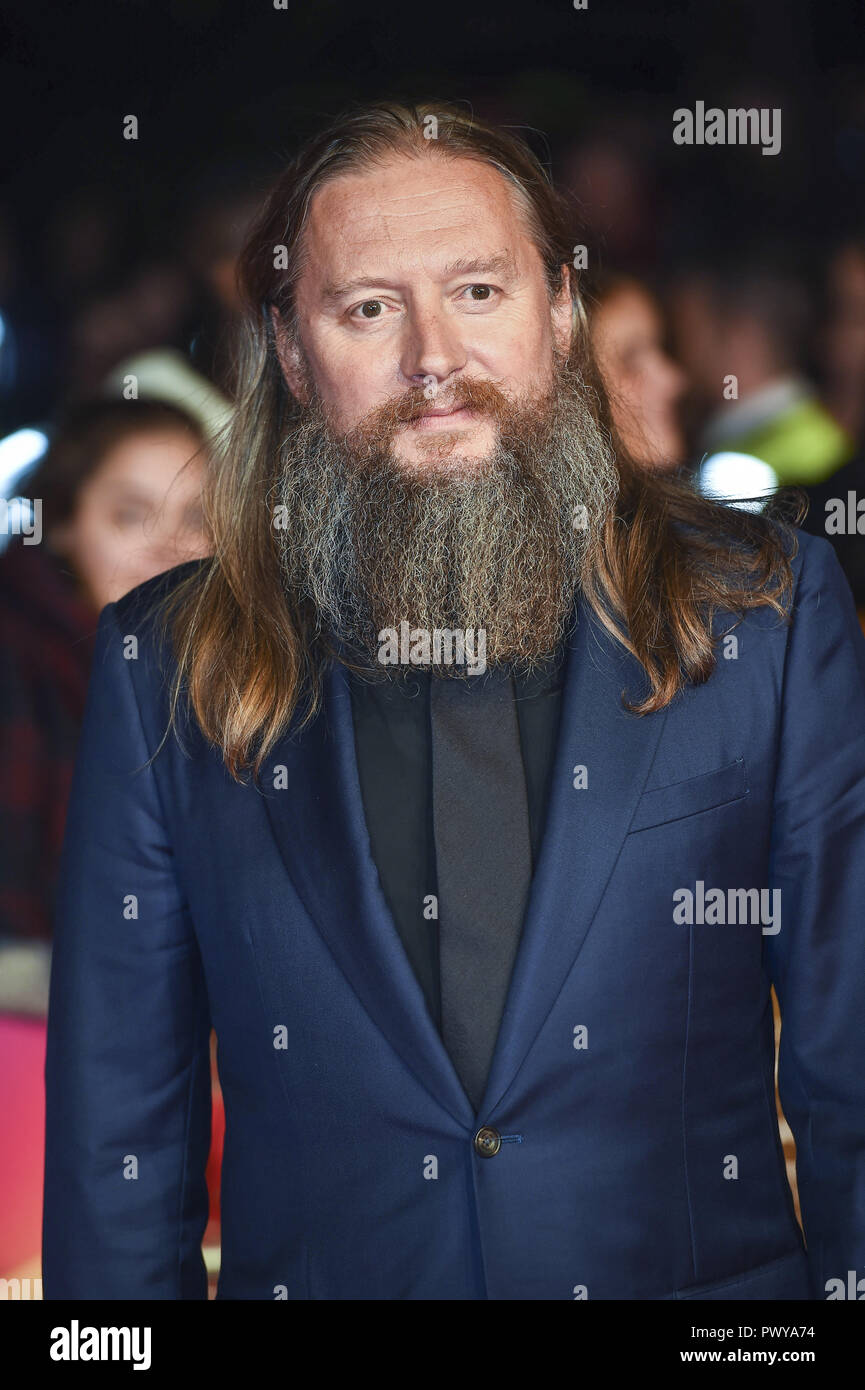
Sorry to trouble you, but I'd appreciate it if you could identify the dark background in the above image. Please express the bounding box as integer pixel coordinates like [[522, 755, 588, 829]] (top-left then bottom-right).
[[2, 1, 863, 236], [0, 0, 862, 428]]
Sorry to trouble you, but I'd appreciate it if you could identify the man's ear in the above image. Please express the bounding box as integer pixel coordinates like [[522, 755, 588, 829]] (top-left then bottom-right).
[[270, 305, 310, 404], [551, 264, 576, 357]]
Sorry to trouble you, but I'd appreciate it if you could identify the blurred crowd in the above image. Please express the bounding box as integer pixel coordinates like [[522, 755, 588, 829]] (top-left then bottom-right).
[[2, 129, 863, 1288]]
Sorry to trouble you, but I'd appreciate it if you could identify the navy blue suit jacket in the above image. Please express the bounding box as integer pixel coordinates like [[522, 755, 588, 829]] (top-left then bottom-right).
[[43, 532, 865, 1299]]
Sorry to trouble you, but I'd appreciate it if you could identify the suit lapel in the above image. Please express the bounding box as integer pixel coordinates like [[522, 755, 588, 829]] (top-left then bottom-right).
[[261, 607, 670, 1127], [479, 605, 671, 1118], [261, 661, 474, 1126]]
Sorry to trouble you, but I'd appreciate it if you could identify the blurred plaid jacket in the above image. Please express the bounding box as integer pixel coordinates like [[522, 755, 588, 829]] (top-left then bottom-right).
[[0, 538, 97, 942]]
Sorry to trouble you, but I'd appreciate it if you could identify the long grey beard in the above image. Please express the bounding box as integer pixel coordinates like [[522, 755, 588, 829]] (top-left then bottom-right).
[[273, 367, 619, 675]]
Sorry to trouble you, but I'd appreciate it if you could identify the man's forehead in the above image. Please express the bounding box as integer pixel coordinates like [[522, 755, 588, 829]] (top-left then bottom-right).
[[301, 154, 537, 285]]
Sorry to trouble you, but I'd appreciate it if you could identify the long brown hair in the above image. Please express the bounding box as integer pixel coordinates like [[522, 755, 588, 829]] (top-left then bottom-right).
[[150, 101, 802, 783]]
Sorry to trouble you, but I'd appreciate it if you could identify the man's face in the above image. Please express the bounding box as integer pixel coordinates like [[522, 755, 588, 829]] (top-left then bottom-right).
[[279, 152, 571, 470]]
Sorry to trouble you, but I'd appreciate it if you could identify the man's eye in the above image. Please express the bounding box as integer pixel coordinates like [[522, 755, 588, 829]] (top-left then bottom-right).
[[353, 300, 384, 319], [462, 284, 496, 302]]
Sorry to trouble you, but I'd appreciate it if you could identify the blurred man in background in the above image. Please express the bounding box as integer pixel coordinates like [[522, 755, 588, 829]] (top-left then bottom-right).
[[670, 254, 854, 488], [820, 238, 865, 447], [800, 237, 865, 622]]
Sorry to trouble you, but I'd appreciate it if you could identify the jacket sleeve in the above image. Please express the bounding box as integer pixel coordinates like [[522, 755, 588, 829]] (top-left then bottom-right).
[[43, 600, 212, 1299], [766, 534, 865, 1300]]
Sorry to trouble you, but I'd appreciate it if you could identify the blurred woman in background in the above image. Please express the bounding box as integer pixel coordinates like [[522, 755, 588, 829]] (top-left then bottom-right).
[[587, 271, 687, 473], [0, 399, 213, 1288], [0, 398, 210, 1009]]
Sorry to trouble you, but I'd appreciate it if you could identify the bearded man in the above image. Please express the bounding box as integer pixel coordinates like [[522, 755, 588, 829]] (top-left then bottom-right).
[[43, 103, 865, 1301]]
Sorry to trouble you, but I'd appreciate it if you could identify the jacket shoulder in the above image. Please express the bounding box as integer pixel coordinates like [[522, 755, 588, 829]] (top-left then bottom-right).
[[108, 556, 212, 640], [789, 526, 853, 600], [99, 557, 214, 707]]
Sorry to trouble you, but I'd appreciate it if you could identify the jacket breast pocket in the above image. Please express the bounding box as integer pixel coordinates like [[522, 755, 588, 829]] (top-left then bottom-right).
[[628, 757, 748, 835]]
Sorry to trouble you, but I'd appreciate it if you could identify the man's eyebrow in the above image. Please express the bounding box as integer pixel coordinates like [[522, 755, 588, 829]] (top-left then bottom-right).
[[439, 251, 519, 280], [319, 251, 520, 303]]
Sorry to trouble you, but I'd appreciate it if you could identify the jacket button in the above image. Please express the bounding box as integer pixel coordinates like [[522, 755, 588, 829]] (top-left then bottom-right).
[[474, 1125, 501, 1157]]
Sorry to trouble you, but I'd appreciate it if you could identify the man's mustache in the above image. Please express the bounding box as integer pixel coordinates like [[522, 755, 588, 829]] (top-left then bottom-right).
[[343, 376, 517, 449]]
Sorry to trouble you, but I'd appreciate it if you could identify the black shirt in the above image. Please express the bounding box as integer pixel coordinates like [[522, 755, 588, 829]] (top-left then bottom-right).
[[349, 660, 564, 1028]]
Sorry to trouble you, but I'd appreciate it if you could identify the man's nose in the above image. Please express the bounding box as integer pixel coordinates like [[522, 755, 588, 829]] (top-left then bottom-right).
[[400, 306, 467, 385]]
